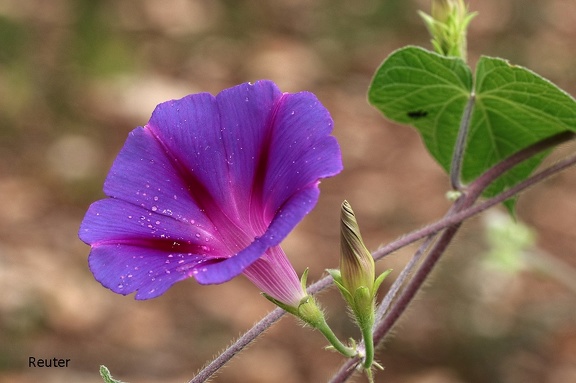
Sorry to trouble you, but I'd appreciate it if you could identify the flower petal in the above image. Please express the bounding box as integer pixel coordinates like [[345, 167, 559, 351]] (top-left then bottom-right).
[[103, 125, 216, 231], [213, 80, 283, 226], [193, 86, 343, 283], [79, 199, 224, 252], [242, 246, 306, 307], [88, 244, 209, 300], [261, 90, 342, 213], [194, 186, 320, 284], [146, 81, 283, 233], [80, 198, 226, 299]]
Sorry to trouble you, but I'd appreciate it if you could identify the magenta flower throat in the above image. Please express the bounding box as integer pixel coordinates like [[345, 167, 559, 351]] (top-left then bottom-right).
[[79, 80, 342, 300]]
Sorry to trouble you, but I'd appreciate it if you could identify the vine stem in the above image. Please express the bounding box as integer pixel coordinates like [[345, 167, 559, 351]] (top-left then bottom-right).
[[329, 131, 576, 383], [314, 315, 357, 358], [450, 93, 475, 191], [190, 132, 575, 383], [187, 275, 334, 383], [188, 307, 285, 383]]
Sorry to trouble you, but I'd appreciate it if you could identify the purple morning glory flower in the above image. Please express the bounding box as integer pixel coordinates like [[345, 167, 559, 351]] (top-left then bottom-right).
[[79, 80, 342, 301]]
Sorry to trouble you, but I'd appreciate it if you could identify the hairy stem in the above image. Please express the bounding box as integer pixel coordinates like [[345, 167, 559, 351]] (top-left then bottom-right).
[[372, 212, 465, 345], [450, 93, 476, 191], [371, 131, 575, 263], [329, 133, 576, 383], [375, 234, 437, 323], [190, 133, 576, 383], [188, 308, 285, 383], [360, 315, 375, 370]]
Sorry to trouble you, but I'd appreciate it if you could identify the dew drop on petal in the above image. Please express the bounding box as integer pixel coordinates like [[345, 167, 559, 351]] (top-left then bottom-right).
[[151, 206, 158, 211]]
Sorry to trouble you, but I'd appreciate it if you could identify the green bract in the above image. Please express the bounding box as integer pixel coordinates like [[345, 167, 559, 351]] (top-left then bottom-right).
[[419, 0, 476, 60], [368, 46, 576, 212]]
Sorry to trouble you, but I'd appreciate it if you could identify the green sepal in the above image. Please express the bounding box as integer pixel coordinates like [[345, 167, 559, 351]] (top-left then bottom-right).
[[266, 291, 357, 358], [262, 293, 299, 317], [327, 268, 354, 304], [372, 269, 393, 299], [300, 267, 309, 292], [327, 268, 341, 284], [297, 296, 325, 328], [352, 286, 375, 327], [263, 292, 326, 328]]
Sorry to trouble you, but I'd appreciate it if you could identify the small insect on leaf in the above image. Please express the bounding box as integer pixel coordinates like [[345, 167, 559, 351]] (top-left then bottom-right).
[[407, 110, 428, 119]]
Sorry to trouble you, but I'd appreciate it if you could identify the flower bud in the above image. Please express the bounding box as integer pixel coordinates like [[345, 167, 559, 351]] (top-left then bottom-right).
[[419, 0, 476, 60], [330, 201, 390, 318], [431, 0, 454, 24], [339, 200, 375, 296], [329, 201, 392, 374]]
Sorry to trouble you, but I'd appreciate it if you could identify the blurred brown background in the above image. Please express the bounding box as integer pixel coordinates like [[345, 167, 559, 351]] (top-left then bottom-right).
[[1, 0, 576, 382]]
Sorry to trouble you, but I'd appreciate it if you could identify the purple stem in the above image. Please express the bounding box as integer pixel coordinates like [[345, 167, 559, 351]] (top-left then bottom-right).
[[191, 132, 576, 383], [450, 93, 476, 190], [329, 131, 576, 382]]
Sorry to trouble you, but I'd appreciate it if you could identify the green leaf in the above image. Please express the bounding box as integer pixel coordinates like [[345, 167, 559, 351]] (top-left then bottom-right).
[[467, 56, 576, 201], [368, 46, 472, 176], [368, 46, 576, 211]]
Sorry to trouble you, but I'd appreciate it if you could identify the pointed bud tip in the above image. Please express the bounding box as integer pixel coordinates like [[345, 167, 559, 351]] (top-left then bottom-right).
[[339, 200, 376, 304]]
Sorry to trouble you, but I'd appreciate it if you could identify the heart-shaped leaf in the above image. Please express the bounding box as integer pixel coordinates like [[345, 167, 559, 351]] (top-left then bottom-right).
[[368, 46, 576, 211]]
